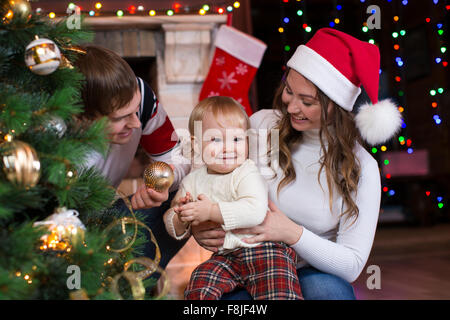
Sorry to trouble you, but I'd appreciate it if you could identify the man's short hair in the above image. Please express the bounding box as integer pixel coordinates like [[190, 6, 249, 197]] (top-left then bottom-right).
[[75, 45, 137, 119]]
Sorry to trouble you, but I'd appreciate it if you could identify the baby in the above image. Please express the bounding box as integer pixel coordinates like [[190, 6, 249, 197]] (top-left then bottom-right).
[[163, 96, 302, 300]]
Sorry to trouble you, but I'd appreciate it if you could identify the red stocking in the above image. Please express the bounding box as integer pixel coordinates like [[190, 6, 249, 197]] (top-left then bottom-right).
[[199, 25, 267, 116]]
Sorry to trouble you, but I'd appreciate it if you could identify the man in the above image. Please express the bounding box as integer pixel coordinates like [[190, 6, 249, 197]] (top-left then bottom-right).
[[75, 45, 191, 270]]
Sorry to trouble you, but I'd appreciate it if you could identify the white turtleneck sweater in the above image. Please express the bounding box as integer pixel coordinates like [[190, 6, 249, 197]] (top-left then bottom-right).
[[249, 109, 381, 283], [164, 159, 269, 252]]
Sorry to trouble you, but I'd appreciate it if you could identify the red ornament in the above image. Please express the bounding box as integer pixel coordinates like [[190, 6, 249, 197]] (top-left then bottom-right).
[[426, 191, 431, 196]]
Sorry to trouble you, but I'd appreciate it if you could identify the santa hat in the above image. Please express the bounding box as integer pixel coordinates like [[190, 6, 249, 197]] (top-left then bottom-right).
[[287, 28, 402, 145]]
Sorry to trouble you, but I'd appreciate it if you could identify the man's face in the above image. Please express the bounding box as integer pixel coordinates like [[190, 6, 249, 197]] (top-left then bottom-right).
[[106, 89, 142, 144]]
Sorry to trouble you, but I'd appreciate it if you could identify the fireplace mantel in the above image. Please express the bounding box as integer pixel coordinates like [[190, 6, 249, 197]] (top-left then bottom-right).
[[85, 15, 227, 30]]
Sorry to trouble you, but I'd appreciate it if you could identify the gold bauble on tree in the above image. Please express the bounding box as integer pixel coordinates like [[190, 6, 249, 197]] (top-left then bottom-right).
[[1, 139, 41, 188], [1, 0, 31, 23], [25, 36, 61, 75], [143, 161, 174, 192]]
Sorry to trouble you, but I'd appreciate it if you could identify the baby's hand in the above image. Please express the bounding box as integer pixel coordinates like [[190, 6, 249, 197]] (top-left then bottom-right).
[[174, 192, 193, 223], [178, 194, 214, 226], [174, 192, 193, 212]]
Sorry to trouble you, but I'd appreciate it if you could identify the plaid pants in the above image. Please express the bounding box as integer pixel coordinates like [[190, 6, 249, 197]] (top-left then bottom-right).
[[185, 242, 303, 300]]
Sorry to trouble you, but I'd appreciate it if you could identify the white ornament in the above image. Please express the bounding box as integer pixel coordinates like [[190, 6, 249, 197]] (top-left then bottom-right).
[[33, 207, 86, 231], [24, 37, 61, 75]]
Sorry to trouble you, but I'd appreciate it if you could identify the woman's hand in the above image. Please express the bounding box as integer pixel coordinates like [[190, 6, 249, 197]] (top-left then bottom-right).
[[234, 200, 303, 246], [191, 221, 226, 252]]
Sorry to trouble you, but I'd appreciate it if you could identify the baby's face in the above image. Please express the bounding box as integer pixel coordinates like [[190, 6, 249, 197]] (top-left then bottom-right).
[[200, 111, 248, 174]]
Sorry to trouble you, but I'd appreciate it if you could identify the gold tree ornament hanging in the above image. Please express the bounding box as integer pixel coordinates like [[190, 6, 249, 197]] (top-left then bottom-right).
[[1, 139, 41, 188], [1, 0, 32, 24], [143, 161, 174, 192]]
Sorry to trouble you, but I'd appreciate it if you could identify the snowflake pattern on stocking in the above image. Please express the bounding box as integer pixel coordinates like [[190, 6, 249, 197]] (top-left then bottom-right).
[[215, 56, 225, 66], [208, 91, 220, 97], [217, 71, 238, 91], [235, 63, 248, 75]]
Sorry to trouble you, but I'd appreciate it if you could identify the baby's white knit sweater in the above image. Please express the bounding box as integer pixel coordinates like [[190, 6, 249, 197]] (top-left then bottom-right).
[[249, 109, 381, 283], [164, 159, 268, 252]]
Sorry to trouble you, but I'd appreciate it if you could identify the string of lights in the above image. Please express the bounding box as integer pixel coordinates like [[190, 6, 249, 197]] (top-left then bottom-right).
[[35, 1, 243, 18]]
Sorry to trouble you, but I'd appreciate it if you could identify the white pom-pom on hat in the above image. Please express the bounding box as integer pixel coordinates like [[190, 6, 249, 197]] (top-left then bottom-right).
[[355, 99, 402, 146]]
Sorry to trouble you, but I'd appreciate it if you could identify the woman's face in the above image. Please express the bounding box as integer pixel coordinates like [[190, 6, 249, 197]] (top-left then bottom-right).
[[281, 69, 326, 131]]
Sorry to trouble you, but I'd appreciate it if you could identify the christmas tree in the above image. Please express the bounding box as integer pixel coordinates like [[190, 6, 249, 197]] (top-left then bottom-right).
[[0, 0, 163, 299]]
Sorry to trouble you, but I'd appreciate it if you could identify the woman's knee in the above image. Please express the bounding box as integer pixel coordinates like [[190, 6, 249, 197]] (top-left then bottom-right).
[[297, 267, 355, 300]]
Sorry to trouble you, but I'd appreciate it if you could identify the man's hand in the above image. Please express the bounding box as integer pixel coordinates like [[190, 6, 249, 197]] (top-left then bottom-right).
[[131, 184, 169, 210]]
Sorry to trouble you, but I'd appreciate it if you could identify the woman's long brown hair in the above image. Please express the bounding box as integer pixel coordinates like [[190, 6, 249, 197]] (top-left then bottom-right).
[[269, 70, 363, 224]]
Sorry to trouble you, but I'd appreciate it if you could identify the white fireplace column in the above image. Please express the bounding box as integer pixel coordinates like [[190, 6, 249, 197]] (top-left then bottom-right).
[[156, 22, 219, 134]]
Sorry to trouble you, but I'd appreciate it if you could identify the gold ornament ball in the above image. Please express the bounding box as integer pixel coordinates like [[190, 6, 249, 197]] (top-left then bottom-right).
[[1, 0, 32, 23], [143, 161, 174, 192], [1, 140, 41, 188], [25, 37, 61, 75]]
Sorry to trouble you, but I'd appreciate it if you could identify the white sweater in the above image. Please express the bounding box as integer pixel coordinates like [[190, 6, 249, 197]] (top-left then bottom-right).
[[249, 109, 381, 283], [164, 159, 268, 252]]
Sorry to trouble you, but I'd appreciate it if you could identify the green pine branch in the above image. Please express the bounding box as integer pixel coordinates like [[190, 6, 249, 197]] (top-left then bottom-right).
[[0, 8, 159, 300]]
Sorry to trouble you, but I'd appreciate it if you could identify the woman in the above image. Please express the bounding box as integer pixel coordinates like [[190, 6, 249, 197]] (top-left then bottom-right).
[[191, 28, 402, 300]]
